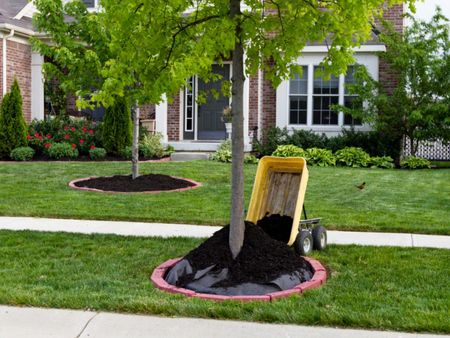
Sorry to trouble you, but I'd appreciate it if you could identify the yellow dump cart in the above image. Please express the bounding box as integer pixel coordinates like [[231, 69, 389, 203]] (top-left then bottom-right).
[[246, 156, 327, 255]]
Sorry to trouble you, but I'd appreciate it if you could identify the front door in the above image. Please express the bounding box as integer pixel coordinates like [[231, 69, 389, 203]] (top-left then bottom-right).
[[183, 64, 230, 141]]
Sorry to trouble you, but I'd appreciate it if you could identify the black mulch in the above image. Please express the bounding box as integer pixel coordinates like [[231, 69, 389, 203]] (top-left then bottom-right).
[[175, 221, 312, 288], [73, 174, 196, 192], [257, 214, 294, 243]]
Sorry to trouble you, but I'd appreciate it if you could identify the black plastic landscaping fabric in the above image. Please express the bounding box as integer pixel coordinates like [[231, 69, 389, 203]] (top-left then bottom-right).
[[165, 259, 312, 296]]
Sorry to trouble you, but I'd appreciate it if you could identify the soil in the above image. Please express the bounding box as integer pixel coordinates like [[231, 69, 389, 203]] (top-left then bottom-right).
[[73, 174, 196, 192], [257, 214, 294, 243], [175, 221, 312, 288]]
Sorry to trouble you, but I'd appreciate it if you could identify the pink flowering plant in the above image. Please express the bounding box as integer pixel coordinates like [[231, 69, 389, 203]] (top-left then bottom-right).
[[28, 117, 98, 156]]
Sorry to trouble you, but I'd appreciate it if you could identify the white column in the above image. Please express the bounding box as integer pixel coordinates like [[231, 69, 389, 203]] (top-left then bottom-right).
[[307, 64, 314, 127], [257, 69, 263, 140], [338, 74, 345, 127], [155, 94, 168, 142], [275, 80, 288, 128], [31, 52, 45, 120], [243, 73, 250, 151], [2, 36, 6, 96]]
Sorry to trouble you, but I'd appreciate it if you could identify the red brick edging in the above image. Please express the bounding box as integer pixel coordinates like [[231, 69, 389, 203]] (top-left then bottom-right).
[[150, 257, 327, 302], [68, 176, 202, 194]]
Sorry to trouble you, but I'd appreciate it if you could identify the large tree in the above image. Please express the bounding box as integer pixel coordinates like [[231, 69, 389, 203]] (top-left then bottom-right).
[[339, 8, 449, 159], [33, 0, 192, 178], [35, 0, 414, 258]]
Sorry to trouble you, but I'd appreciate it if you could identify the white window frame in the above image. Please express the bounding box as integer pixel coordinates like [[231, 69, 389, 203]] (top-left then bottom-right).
[[184, 77, 195, 132], [85, 0, 100, 12], [288, 66, 308, 125], [311, 65, 340, 126], [276, 53, 377, 135]]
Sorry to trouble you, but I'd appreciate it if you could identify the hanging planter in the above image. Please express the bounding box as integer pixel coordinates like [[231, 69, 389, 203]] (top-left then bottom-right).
[[222, 106, 233, 139]]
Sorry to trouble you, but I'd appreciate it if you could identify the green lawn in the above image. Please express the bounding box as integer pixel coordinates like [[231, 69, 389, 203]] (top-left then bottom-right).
[[0, 161, 449, 234], [0, 230, 448, 333]]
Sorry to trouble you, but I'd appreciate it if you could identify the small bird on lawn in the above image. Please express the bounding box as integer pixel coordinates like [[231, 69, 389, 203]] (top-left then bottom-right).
[[355, 182, 366, 190]]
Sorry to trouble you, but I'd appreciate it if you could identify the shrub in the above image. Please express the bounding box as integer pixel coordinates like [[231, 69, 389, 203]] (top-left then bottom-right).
[[401, 156, 431, 169], [28, 116, 66, 137], [244, 155, 259, 164], [10, 146, 35, 161], [335, 147, 371, 167], [28, 117, 97, 155], [139, 133, 165, 158], [211, 140, 259, 164], [0, 79, 28, 158], [210, 140, 232, 163], [120, 146, 133, 159], [89, 147, 107, 160], [164, 145, 175, 157], [370, 156, 394, 169], [102, 97, 132, 154], [327, 128, 373, 153], [253, 127, 289, 156], [288, 129, 328, 149], [305, 148, 336, 167], [139, 125, 149, 141], [47, 142, 79, 159], [272, 144, 306, 157]]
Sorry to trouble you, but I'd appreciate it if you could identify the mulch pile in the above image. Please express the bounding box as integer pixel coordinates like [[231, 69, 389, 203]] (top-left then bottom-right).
[[175, 221, 312, 288], [74, 174, 195, 192], [257, 214, 294, 243]]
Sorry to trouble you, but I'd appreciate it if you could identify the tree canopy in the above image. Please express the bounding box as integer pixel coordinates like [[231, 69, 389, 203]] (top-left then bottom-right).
[[340, 8, 449, 158], [33, 0, 415, 257]]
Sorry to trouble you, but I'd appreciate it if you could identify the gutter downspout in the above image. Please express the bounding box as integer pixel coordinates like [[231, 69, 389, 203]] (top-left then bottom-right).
[[2, 29, 14, 96]]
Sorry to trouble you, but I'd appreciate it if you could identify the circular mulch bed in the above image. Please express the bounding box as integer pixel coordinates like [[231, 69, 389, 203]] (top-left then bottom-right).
[[151, 222, 327, 301], [69, 174, 201, 193]]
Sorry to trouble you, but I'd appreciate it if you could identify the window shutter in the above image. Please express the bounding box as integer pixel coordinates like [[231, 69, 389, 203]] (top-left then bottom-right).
[[83, 0, 95, 7]]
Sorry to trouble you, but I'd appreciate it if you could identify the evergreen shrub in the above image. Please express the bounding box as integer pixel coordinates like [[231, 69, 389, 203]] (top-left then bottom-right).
[[102, 97, 132, 154], [0, 79, 27, 158]]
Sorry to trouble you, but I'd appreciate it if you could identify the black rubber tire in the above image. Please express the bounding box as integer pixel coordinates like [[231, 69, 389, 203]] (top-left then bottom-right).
[[294, 230, 313, 256], [312, 225, 327, 251]]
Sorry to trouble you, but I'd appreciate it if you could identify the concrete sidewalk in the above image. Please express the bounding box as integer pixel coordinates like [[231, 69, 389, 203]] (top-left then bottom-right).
[[0, 216, 449, 249], [0, 305, 445, 338]]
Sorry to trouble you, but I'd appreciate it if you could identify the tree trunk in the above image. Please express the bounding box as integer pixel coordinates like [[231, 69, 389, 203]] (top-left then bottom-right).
[[132, 103, 140, 179], [229, 0, 245, 259]]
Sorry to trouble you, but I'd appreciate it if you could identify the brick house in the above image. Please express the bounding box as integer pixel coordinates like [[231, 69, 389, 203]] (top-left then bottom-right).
[[1, 0, 404, 152]]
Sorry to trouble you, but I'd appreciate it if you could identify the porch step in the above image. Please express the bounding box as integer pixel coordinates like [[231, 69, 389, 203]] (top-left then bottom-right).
[[170, 152, 210, 162]]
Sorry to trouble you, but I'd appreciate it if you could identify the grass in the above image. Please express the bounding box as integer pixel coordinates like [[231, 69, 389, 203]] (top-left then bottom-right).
[[0, 230, 448, 333], [0, 161, 449, 234]]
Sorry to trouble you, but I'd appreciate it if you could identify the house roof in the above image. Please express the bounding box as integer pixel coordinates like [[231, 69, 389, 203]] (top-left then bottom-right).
[[0, 0, 35, 32]]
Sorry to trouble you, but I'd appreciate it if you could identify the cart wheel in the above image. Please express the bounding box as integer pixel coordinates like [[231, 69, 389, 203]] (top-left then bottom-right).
[[295, 230, 313, 256], [312, 225, 327, 251]]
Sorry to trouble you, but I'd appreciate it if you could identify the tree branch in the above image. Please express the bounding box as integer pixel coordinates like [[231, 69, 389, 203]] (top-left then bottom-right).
[[160, 14, 222, 72]]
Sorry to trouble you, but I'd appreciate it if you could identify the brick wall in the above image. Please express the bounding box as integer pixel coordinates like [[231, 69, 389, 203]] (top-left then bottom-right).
[[379, 4, 404, 94], [140, 104, 155, 120], [261, 72, 276, 136], [0, 44, 2, 97], [167, 93, 181, 141], [0, 41, 32, 122], [65, 94, 80, 116]]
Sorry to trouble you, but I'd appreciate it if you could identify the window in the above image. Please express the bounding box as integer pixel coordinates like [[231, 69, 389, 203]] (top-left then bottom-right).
[[289, 66, 308, 124], [313, 66, 339, 125], [279, 62, 371, 130], [343, 66, 362, 126], [184, 77, 195, 132], [83, 0, 96, 7]]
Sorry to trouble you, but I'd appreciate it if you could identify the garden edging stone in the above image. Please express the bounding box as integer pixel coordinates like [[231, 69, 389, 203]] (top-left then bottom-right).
[[68, 176, 202, 194], [151, 256, 327, 301]]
